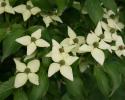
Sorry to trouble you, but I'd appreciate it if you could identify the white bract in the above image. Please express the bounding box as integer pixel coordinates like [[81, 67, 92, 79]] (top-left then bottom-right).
[[42, 14, 63, 27], [14, 0, 41, 21], [61, 26, 85, 54], [112, 34, 125, 57], [14, 59, 40, 88], [47, 39, 78, 81], [16, 29, 50, 55], [103, 8, 115, 19], [0, 0, 15, 14], [79, 22, 113, 65], [107, 17, 124, 31]]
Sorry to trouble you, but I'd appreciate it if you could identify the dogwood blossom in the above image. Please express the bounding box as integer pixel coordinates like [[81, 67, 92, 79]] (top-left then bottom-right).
[[0, 0, 15, 14], [16, 29, 50, 55], [61, 26, 85, 54], [79, 21, 113, 65], [14, 59, 40, 88], [112, 34, 125, 57], [14, 0, 41, 21], [47, 39, 78, 81], [42, 14, 63, 27], [79, 33, 105, 65]]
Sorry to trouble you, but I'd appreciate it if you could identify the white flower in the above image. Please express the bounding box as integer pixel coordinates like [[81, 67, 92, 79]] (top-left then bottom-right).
[[107, 17, 124, 31], [0, 0, 15, 14], [103, 8, 115, 19], [95, 21, 113, 43], [42, 14, 63, 27], [14, 0, 41, 21], [90, 22, 112, 52], [47, 39, 78, 81], [46, 39, 75, 58], [61, 26, 85, 54], [112, 35, 125, 57], [14, 59, 40, 88], [79, 33, 105, 65], [16, 29, 50, 55]]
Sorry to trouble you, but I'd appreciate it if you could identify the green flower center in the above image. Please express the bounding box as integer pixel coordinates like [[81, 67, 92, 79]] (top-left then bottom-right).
[[118, 45, 125, 50], [31, 37, 36, 42], [93, 42, 99, 48], [110, 15, 115, 19], [59, 60, 65, 65], [1, 2, 6, 7], [26, 5, 32, 10], [59, 48, 64, 53], [110, 28, 115, 33], [24, 68, 31, 74], [99, 34, 104, 39], [73, 38, 79, 43]]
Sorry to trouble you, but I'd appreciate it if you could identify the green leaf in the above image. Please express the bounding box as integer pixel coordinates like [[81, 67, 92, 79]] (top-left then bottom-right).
[[2, 24, 25, 61], [0, 28, 7, 43], [61, 94, 72, 100], [94, 67, 111, 96], [14, 89, 28, 100], [104, 62, 122, 96], [55, 0, 69, 14], [0, 77, 14, 100], [85, 0, 103, 24], [29, 66, 49, 100], [31, 0, 52, 11], [101, 0, 117, 13], [66, 77, 85, 100]]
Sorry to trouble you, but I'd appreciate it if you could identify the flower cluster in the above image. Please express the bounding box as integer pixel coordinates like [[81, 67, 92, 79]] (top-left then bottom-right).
[[6, 0, 124, 88], [0, 0, 62, 27]]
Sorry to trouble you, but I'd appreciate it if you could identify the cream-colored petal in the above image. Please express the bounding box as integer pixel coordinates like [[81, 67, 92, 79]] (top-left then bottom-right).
[[27, 42, 37, 55], [60, 65, 73, 81], [91, 48, 105, 65], [31, 7, 41, 15], [14, 58, 26, 72], [68, 26, 76, 39], [14, 4, 26, 13], [5, 6, 15, 14], [103, 31, 112, 42], [48, 63, 60, 77], [115, 36, 124, 46], [14, 73, 28, 88], [16, 36, 31, 46], [115, 50, 123, 57], [63, 45, 75, 53], [27, 59, 40, 73], [26, 0, 33, 7], [22, 10, 31, 21], [86, 33, 99, 45], [28, 73, 39, 85], [95, 21, 103, 36], [77, 36, 85, 45], [61, 38, 70, 46], [31, 29, 41, 39], [43, 16, 53, 27], [0, 7, 4, 14], [101, 21, 110, 31], [79, 44, 93, 53], [99, 40, 112, 52], [52, 39, 62, 62], [51, 15, 63, 23], [35, 39, 50, 47], [64, 55, 78, 66]]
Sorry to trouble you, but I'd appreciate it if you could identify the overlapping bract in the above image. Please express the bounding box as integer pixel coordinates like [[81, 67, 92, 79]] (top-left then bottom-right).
[[3, 0, 123, 88]]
